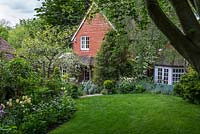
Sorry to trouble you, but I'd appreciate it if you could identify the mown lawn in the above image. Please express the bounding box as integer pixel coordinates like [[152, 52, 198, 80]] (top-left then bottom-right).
[[50, 94, 200, 134]]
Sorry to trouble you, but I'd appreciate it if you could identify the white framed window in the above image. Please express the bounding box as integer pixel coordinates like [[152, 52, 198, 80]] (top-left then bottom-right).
[[157, 68, 169, 84], [157, 68, 163, 84], [163, 69, 169, 84], [172, 68, 185, 84], [155, 66, 185, 85], [80, 36, 89, 50], [155, 66, 170, 85]]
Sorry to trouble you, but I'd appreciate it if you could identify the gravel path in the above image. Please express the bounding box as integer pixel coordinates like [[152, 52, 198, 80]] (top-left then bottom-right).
[[79, 94, 103, 98]]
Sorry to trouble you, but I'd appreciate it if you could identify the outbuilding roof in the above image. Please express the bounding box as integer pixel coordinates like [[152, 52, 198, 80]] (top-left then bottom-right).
[[156, 43, 186, 67]]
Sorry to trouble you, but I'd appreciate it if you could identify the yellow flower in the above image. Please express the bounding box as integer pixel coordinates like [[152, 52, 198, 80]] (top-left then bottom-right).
[[22, 96, 25, 100], [20, 101, 23, 104], [16, 99, 20, 104], [24, 96, 28, 100], [9, 98, 12, 102], [6, 101, 12, 107], [8, 103, 12, 107], [27, 99, 31, 104]]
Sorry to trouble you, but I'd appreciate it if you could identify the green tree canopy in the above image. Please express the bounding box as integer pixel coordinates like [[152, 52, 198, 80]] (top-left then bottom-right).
[[18, 25, 73, 78], [94, 30, 134, 84], [35, 0, 90, 28], [0, 19, 11, 41]]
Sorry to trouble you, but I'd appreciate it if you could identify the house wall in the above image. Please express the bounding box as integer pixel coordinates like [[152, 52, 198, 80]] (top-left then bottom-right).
[[73, 13, 111, 57]]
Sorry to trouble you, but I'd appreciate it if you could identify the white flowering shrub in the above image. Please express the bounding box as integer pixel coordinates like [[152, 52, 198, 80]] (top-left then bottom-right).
[[0, 94, 76, 134]]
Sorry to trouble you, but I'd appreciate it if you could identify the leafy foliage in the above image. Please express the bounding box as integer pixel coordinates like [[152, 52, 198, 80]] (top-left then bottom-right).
[[80, 81, 99, 95], [8, 19, 46, 49], [103, 80, 115, 94], [0, 58, 41, 101], [0, 26, 9, 41], [18, 25, 72, 78], [116, 78, 136, 94], [45, 67, 62, 95], [1, 94, 76, 134], [95, 0, 148, 30], [35, 0, 90, 28], [0, 19, 11, 41], [59, 53, 83, 80], [128, 21, 167, 78], [65, 83, 79, 99], [94, 30, 134, 84], [174, 68, 200, 104]]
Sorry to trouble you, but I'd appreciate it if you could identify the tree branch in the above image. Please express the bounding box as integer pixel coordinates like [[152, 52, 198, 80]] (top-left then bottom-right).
[[169, 0, 200, 46], [194, 0, 200, 15], [189, 0, 200, 16], [145, 0, 198, 63]]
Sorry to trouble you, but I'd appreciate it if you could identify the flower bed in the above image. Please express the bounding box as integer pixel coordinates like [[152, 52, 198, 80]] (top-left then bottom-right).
[[0, 93, 76, 134]]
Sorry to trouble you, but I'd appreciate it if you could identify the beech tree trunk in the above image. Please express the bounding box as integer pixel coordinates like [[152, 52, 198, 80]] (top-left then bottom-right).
[[145, 0, 200, 73]]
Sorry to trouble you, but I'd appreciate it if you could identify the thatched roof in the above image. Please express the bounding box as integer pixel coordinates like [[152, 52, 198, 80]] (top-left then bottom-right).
[[0, 38, 14, 59], [156, 44, 186, 67]]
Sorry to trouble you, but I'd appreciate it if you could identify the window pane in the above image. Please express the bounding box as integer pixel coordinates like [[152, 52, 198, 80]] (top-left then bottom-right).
[[172, 68, 185, 84], [157, 68, 163, 84], [81, 36, 89, 50]]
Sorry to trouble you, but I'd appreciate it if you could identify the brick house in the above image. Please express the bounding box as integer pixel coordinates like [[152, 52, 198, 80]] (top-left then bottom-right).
[[71, 3, 114, 81], [70, 3, 187, 84]]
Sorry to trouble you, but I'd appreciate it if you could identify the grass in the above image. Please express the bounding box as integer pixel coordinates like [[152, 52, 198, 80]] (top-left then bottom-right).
[[50, 94, 200, 134]]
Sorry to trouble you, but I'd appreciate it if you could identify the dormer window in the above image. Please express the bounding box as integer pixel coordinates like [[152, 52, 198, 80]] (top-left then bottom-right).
[[80, 36, 89, 50]]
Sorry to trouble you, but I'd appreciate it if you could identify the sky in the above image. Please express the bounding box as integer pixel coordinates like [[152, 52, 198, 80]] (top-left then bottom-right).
[[0, 0, 42, 26]]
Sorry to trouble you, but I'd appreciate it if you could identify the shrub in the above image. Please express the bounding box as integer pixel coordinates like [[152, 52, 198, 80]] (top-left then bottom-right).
[[117, 79, 135, 94], [151, 84, 173, 95], [65, 83, 79, 99], [21, 95, 75, 134], [174, 68, 200, 104], [1, 94, 76, 134], [135, 78, 155, 91], [80, 81, 99, 95], [45, 67, 62, 96], [0, 58, 41, 100], [135, 84, 146, 93], [101, 89, 108, 95], [30, 87, 53, 104], [135, 78, 173, 95], [103, 80, 114, 89], [103, 80, 115, 94]]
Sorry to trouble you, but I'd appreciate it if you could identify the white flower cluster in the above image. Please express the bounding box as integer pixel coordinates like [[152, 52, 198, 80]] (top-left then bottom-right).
[[6, 96, 32, 107]]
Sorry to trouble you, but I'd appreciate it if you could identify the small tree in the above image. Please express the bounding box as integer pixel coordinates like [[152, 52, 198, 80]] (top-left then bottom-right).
[[18, 25, 73, 78], [93, 30, 134, 85], [46, 67, 62, 95]]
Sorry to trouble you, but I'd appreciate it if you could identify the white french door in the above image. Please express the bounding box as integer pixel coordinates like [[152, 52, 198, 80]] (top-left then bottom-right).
[[157, 67, 169, 84]]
